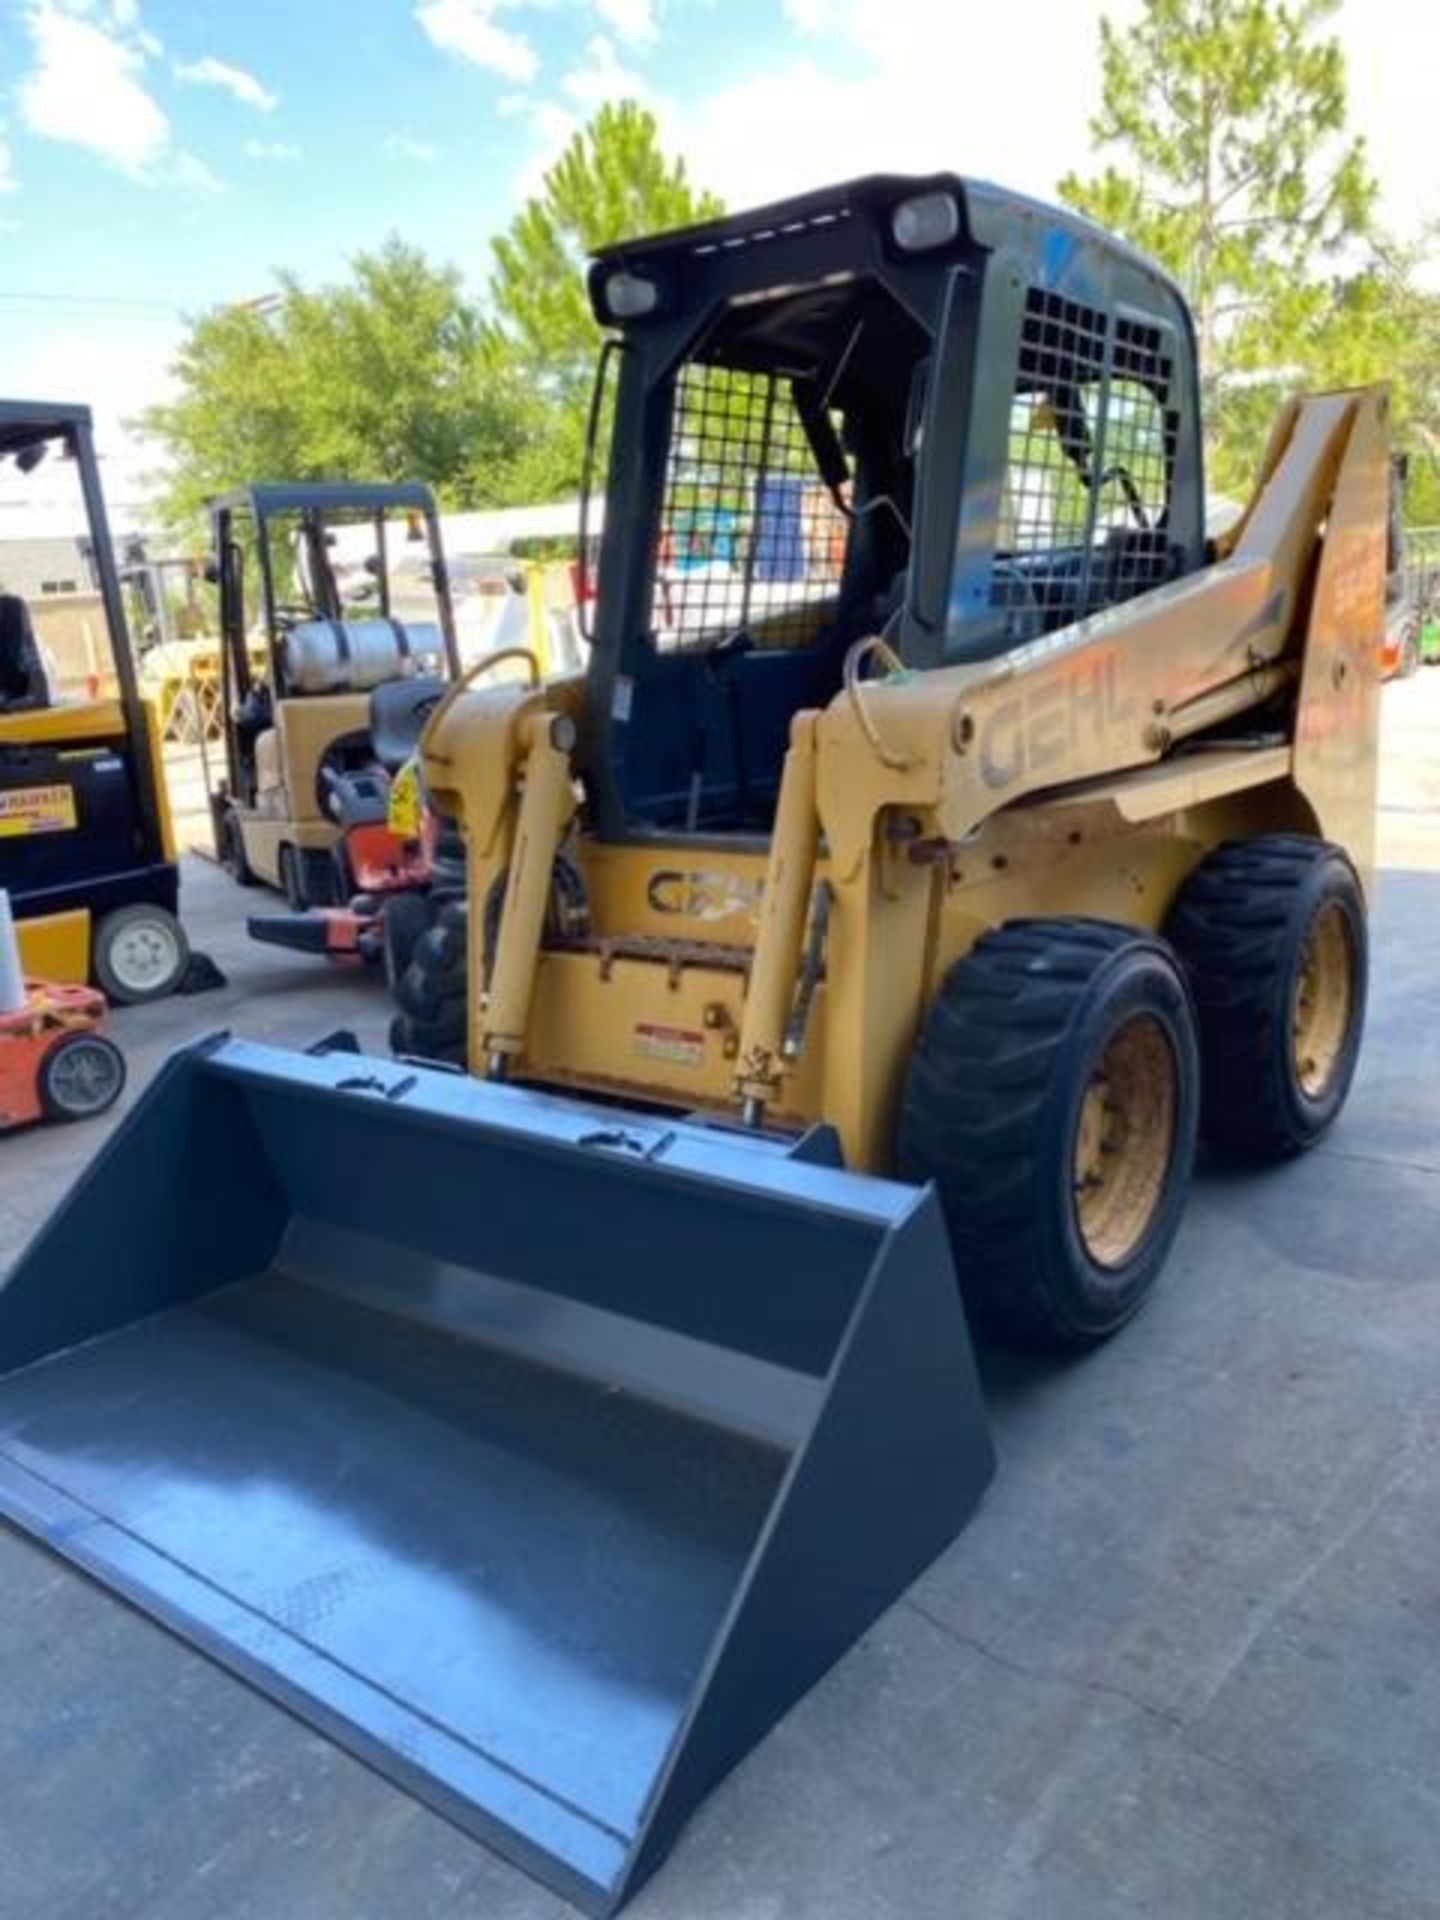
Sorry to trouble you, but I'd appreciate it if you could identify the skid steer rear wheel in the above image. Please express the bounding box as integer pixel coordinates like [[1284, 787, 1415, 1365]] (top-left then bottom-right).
[[897, 919, 1200, 1347], [1166, 835, 1367, 1159], [391, 904, 468, 1066], [381, 892, 434, 994]]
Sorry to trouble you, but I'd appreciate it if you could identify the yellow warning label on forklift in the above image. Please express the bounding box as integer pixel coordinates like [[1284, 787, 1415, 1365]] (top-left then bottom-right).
[[633, 1021, 706, 1068], [0, 785, 77, 837], [387, 760, 423, 840]]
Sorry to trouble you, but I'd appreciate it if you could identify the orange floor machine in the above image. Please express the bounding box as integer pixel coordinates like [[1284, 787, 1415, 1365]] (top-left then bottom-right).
[[0, 888, 124, 1132]]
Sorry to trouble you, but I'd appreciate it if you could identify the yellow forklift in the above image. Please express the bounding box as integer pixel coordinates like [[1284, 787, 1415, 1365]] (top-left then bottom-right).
[[208, 481, 461, 908], [0, 400, 190, 1003]]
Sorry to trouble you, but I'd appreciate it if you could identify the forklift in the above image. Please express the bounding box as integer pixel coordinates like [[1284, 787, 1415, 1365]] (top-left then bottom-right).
[[0, 400, 190, 1003], [208, 481, 462, 908]]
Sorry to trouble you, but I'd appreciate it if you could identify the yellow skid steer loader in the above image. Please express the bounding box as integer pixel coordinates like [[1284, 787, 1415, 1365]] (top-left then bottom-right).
[[0, 176, 1384, 1914]]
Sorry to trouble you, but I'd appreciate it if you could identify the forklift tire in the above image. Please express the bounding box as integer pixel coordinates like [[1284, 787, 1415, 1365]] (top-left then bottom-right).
[[331, 843, 354, 907], [897, 918, 1200, 1347], [279, 845, 310, 913], [382, 894, 434, 995], [39, 1031, 127, 1122], [94, 905, 191, 1006], [221, 810, 257, 887], [1165, 835, 1367, 1160]]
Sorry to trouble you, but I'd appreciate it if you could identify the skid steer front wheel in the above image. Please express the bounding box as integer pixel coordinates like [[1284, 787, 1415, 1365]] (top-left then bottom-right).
[[1166, 835, 1367, 1159], [897, 920, 1200, 1346]]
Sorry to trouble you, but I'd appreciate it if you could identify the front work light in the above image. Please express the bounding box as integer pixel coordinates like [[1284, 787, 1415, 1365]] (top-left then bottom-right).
[[891, 191, 961, 253], [604, 270, 660, 319]]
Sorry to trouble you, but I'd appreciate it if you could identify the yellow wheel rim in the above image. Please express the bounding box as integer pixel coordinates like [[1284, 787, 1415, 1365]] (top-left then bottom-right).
[[1073, 1014, 1178, 1269], [1292, 900, 1355, 1100]]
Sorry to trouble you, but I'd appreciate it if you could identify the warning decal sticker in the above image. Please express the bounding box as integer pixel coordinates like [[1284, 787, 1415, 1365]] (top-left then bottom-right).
[[0, 785, 77, 837], [632, 1021, 705, 1068]]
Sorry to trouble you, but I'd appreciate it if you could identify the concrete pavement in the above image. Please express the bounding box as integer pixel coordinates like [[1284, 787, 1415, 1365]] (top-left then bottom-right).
[[1, 673, 1437, 1920]]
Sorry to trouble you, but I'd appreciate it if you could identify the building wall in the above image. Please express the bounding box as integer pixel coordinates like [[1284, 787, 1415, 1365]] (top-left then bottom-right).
[[31, 594, 115, 698], [0, 535, 92, 602]]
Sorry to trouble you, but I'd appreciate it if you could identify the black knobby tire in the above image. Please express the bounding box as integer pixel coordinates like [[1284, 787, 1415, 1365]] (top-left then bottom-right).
[[391, 905, 468, 1066], [897, 918, 1200, 1347], [390, 1005, 466, 1052], [381, 892, 434, 995], [394, 921, 467, 1021], [39, 1031, 127, 1122], [1165, 835, 1367, 1160]]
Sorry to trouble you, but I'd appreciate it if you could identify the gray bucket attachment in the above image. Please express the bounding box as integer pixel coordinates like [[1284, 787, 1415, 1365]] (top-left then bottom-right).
[[0, 1038, 994, 1914]]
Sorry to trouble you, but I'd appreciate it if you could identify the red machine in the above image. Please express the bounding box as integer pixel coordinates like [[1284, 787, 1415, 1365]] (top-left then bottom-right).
[[246, 677, 461, 977], [0, 980, 126, 1131]]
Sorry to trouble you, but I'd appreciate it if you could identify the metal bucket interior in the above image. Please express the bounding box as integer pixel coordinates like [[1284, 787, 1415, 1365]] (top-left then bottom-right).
[[0, 1039, 994, 1914]]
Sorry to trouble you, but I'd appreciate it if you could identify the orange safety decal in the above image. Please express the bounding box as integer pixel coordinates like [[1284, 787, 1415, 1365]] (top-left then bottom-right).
[[632, 1021, 706, 1068], [0, 784, 78, 837]]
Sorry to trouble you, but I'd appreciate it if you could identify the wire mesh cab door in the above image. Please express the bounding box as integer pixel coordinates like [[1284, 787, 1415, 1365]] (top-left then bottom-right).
[[934, 230, 1205, 666], [620, 359, 857, 830], [592, 290, 931, 836]]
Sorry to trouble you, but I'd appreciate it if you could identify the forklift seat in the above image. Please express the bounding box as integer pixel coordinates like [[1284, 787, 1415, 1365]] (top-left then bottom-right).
[[369, 674, 445, 773], [0, 595, 51, 711]]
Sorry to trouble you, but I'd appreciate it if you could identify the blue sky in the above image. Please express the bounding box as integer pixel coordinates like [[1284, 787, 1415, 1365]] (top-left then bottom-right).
[[0, 0, 1434, 512]]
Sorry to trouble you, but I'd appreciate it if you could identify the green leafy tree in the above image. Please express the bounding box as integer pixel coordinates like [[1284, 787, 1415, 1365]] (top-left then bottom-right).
[[1060, 0, 1377, 494], [143, 238, 532, 531], [485, 101, 723, 498], [1252, 232, 1440, 521], [144, 110, 724, 526]]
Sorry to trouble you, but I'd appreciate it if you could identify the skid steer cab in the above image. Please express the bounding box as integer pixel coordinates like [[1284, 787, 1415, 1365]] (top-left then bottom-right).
[[418, 170, 1385, 1354], [207, 481, 462, 909], [0, 401, 190, 1003], [0, 176, 1386, 1918]]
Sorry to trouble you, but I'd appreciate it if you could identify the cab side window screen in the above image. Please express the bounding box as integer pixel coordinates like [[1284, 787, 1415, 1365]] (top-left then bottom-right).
[[993, 289, 1178, 637], [651, 363, 851, 654]]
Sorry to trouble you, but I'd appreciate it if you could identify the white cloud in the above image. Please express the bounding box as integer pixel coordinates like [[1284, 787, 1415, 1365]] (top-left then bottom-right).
[[507, 34, 651, 195], [781, 0, 836, 28], [683, 1, 1120, 213], [0, 314, 181, 516], [170, 150, 225, 193], [497, 91, 532, 116], [0, 130, 17, 196], [709, 0, 1436, 251], [594, 0, 657, 50], [20, 2, 171, 177], [415, 0, 538, 84], [561, 33, 650, 110], [18, 0, 222, 189], [383, 134, 441, 162], [174, 55, 278, 113], [244, 137, 302, 162]]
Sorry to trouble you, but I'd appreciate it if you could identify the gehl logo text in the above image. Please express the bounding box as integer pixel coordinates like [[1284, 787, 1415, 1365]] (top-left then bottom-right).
[[978, 654, 1138, 791]]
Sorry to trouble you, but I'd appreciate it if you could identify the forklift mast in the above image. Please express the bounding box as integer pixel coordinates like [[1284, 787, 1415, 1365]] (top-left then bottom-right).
[[208, 480, 462, 810], [0, 401, 168, 872]]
